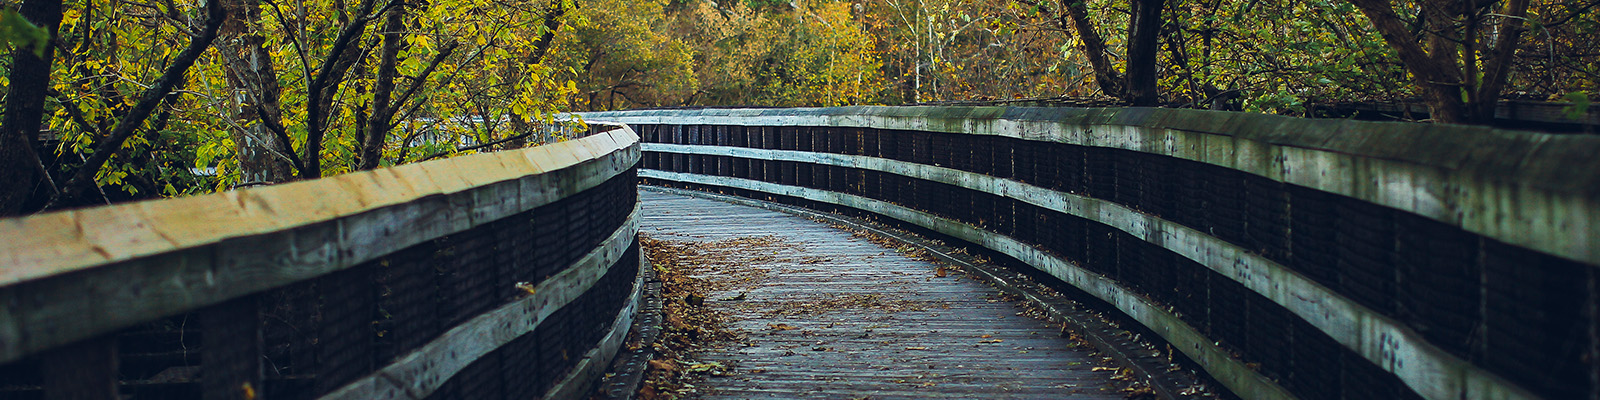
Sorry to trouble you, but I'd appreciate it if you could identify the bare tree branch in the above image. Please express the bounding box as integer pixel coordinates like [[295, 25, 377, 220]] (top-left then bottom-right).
[[48, 0, 227, 209]]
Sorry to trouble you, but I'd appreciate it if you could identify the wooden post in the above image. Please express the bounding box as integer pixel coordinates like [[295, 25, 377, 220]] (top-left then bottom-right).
[[41, 336, 119, 400]]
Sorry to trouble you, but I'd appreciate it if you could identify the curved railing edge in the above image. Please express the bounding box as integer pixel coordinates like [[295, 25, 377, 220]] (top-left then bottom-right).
[[585, 107, 1600, 267], [639, 145, 1540, 400], [0, 126, 642, 365], [640, 169, 1299, 399], [318, 204, 643, 400]]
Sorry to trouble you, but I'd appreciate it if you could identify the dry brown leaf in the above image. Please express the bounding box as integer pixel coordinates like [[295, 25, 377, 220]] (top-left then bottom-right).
[[647, 359, 677, 373]]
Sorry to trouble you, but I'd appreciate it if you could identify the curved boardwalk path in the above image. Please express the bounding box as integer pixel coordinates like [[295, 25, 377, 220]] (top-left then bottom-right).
[[639, 188, 1126, 399]]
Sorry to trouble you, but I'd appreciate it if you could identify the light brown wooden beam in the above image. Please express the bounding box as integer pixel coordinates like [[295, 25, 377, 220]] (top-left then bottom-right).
[[0, 127, 641, 365]]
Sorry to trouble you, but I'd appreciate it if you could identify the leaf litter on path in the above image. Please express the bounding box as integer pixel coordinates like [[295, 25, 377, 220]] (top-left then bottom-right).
[[632, 234, 805, 399]]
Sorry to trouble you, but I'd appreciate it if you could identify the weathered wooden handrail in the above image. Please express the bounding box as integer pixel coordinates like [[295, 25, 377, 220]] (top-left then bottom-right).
[[592, 106, 1600, 265], [0, 125, 642, 399], [585, 106, 1599, 400]]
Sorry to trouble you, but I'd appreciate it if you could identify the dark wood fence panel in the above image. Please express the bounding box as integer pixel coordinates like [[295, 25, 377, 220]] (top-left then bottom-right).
[[0, 127, 643, 400], [596, 106, 1600, 400]]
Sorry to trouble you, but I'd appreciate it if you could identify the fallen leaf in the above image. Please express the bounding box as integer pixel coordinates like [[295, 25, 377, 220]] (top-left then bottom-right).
[[648, 359, 677, 373], [514, 282, 536, 295], [904, 346, 929, 350], [686, 361, 725, 373]]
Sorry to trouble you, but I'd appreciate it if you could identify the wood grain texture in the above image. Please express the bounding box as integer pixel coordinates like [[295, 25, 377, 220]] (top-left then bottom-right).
[[637, 190, 1128, 400], [0, 126, 639, 364], [585, 108, 1600, 267], [639, 144, 1541, 400], [643, 170, 1300, 400]]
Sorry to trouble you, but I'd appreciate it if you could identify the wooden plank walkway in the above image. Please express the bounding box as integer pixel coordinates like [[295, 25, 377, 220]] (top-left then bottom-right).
[[639, 189, 1128, 399]]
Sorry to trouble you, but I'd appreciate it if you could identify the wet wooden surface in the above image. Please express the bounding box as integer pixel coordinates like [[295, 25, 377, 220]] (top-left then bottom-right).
[[640, 189, 1127, 399]]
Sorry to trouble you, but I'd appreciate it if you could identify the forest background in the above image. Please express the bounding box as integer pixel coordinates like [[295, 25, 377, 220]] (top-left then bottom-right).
[[0, 0, 1595, 215]]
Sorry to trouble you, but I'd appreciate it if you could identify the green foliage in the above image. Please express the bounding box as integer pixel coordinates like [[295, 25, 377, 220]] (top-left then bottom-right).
[[1160, 0, 1412, 112], [1563, 92, 1591, 120], [744, 0, 789, 13], [548, 0, 699, 110], [8, 0, 1597, 208], [748, 2, 884, 106], [0, 9, 49, 57], [649, 0, 888, 106], [1, 0, 601, 206]]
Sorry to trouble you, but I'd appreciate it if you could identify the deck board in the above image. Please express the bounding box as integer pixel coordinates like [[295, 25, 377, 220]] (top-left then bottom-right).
[[640, 189, 1127, 399]]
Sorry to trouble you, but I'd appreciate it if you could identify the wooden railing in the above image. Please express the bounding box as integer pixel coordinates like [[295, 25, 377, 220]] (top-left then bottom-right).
[[0, 126, 642, 399], [584, 106, 1599, 400]]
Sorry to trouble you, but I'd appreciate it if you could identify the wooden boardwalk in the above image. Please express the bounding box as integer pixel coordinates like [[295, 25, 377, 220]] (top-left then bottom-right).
[[639, 189, 1127, 399]]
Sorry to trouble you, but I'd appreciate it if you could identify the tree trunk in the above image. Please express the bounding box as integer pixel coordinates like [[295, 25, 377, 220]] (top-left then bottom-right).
[[302, 0, 382, 179], [1470, 0, 1529, 123], [1417, 0, 1470, 122], [1347, 0, 1528, 125], [359, 6, 405, 171], [1059, 0, 1122, 98], [1125, 0, 1163, 106], [0, 0, 63, 216], [527, 0, 565, 65], [221, 0, 295, 185]]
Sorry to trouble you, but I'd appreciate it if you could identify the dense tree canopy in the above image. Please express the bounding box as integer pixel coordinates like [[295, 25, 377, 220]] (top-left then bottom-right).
[[1, 0, 1595, 214]]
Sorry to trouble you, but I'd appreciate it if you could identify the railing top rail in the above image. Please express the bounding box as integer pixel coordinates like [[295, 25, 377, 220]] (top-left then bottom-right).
[[0, 126, 640, 363], [0, 127, 635, 285], [585, 106, 1600, 196], [591, 105, 1600, 268]]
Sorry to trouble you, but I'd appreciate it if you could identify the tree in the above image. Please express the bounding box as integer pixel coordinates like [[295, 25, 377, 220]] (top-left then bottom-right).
[[358, 5, 459, 171], [749, 0, 884, 106], [219, 0, 296, 184], [657, 0, 885, 106], [49, 0, 226, 208], [0, 0, 589, 214], [549, 0, 697, 110], [1010, 0, 1162, 103], [299, 0, 384, 179], [1060, 0, 1123, 97], [1346, 0, 1531, 124], [4, 0, 1592, 217], [1124, 0, 1162, 105], [0, 0, 61, 215]]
